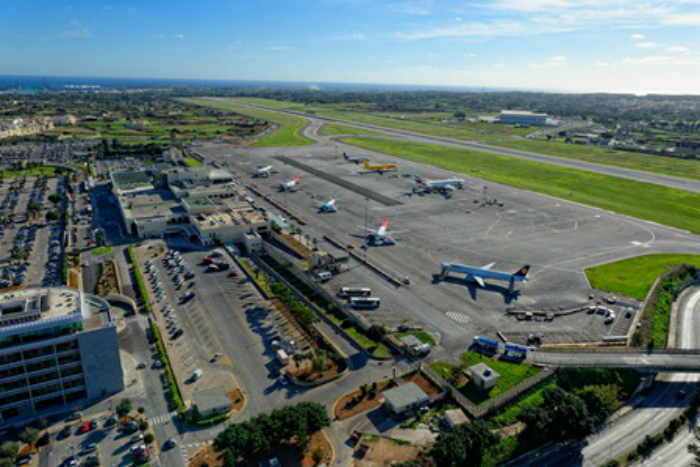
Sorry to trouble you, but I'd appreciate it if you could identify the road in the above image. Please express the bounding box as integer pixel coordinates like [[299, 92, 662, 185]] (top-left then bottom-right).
[[523, 287, 700, 466], [220, 98, 700, 195]]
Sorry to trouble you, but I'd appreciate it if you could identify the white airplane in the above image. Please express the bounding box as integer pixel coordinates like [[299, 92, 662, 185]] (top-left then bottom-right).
[[318, 197, 339, 213], [279, 175, 301, 192], [439, 261, 530, 294], [413, 175, 465, 194], [254, 165, 274, 178], [359, 216, 404, 245]]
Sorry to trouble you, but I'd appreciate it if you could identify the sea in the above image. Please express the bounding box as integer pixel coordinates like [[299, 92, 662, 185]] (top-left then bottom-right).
[[0, 75, 519, 93]]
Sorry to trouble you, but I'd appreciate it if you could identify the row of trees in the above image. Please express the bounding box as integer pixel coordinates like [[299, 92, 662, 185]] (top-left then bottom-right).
[[214, 402, 330, 462], [0, 427, 42, 467]]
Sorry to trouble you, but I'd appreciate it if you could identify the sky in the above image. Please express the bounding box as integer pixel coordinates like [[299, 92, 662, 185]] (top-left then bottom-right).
[[2, 0, 700, 94]]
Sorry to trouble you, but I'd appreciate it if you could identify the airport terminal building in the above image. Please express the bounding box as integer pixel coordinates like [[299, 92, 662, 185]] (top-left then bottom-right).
[[0, 288, 124, 426], [111, 167, 269, 244]]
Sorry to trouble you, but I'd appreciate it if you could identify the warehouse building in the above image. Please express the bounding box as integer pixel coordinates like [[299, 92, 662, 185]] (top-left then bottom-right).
[[0, 288, 124, 427], [499, 110, 548, 126]]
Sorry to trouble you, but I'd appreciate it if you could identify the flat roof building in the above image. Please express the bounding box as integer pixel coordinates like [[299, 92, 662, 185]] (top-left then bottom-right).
[[0, 288, 124, 427], [443, 408, 468, 430], [466, 363, 500, 391], [382, 382, 430, 415], [194, 386, 231, 419], [499, 110, 548, 127]]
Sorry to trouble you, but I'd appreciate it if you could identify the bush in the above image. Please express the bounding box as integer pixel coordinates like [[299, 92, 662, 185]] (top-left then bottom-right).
[[127, 246, 151, 313], [312, 447, 324, 465], [144, 433, 154, 444], [150, 323, 185, 410]]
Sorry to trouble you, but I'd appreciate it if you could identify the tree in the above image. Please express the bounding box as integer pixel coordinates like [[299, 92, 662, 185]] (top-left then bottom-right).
[[312, 356, 327, 373], [144, 433, 155, 444], [360, 384, 369, 398], [688, 426, 700, 465], [138, 407, 145, 414], [19, 427, 39, 448], [45, 210, 60, 222], [312, 447, 324, 465], [367, 325, 386, 342], [518, 387, 594, 443], [116, 398, 132, 418], [576, 384, 620, 424], [0, 459, 14, 467], [431, 421, 499, 467], [0, 442, 18, 461], [48, 193, 64, 205], [139, 420, 149, 432]]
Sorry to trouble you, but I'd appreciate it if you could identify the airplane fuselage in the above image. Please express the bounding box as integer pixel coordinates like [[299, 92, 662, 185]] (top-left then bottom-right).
[[440, 262, 529, 293]]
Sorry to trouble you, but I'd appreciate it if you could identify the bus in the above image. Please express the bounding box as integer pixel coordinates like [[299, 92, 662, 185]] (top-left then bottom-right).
[[338, 287, 372, 299], [473, 336, 499, 353], [503, 343, 527, 361], [349, 297, 381, 309]]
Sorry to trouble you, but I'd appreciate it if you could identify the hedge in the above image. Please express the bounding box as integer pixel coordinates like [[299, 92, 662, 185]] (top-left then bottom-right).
[[150, 323, 185, 411], [127, 246, 152, 313]]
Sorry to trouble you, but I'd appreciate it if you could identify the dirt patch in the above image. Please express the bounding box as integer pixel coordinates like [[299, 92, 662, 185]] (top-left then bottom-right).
[[290, 357, 341, 383], [228, 389, 245, 413], [301, 430, 333, 467], [400, 371, 443, 398], [189, 444, 224, 467], [96, 260, 120, 296], [353, 436, 421, 466], [335, 380, 395, 420]]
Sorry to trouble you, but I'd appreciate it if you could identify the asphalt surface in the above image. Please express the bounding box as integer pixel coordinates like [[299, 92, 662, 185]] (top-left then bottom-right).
[[529, 348, 700, 372], [196, 133, 700, 355], [222, 98, 700, 195]]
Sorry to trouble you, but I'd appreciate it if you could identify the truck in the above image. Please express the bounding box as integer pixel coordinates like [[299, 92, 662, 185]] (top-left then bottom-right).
[[276, 349, 289, 365], [473, 336, 499, 353]]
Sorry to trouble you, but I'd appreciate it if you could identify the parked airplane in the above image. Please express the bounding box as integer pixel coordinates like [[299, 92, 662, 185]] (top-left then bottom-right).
[[361, 160, 399, 174], [318, 197, 339, 213], [343, 154, 370, 165], [279, 176, 301, 192], [439, 262, 530, 294], [359, 216, 404, 245], [413, 175, 465, 194], [254, 165, 274, 178]]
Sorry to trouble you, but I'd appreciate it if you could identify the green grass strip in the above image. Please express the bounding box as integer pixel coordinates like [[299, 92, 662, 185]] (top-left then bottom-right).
[[180, 98, 314, 147], [585, 254, 700, 300], [341, 137, 700, 235], [126, 246, 152, 313], [150, 323, 185, 411], [183, 157, 202, 167]]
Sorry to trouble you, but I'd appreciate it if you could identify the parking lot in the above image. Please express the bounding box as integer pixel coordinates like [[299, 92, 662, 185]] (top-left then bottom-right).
[[0, 174, 67, 290], [196, 141, 700, 353]]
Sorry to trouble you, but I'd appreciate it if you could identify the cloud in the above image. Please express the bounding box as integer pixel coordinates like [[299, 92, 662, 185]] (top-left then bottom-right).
[[630, 33, 645, 40], [529, 55, 567, 69], [174, 33, 185, 39], [635, 41, 657, 49], [333, 32, 367, 41], [623, 54, 700, 66], [266, 45, 292, 51], [59, 20, 91, 39], [396, 20, 577, 40], [463, 52, 477, 58], [662, 13, 700, 25], [666, 45, 691, 53], [387, 0, 432, 16]]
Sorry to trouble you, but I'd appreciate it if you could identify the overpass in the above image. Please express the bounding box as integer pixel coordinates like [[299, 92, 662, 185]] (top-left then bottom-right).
[[529, 349, 700, 372]]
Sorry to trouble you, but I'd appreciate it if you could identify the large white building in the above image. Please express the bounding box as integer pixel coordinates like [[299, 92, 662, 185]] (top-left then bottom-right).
[[0, 288, 124, 426], [112, 167, 269, 244], [499, 110, 548, 126]]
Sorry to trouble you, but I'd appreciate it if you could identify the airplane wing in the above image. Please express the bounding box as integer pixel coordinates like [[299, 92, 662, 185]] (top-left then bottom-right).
[[482, 262, 496, 270], [473, 275, 486, 287], [388, 230, 408, 235], [357, 226, 375, 232]]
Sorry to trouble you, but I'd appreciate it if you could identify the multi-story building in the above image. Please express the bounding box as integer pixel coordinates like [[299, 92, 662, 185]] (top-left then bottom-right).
[[0, 288, 124, 426]]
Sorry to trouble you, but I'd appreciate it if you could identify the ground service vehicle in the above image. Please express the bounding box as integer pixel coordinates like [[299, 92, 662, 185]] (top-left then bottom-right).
[[338, 287, 371, 298], [349, 296, 380, 309]]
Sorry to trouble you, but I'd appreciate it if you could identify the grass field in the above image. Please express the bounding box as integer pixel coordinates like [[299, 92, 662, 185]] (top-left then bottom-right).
[[321, 123, 385, 136], [341, 137, 700, 235], [183, 157, 203, 168], [431, 352, 540, 405], [1, 166, 59, 177], [91, 246, 113, 255], [181, 98, 314, 147], [237, 97, 700, 182], [585, 254, 700, 300]]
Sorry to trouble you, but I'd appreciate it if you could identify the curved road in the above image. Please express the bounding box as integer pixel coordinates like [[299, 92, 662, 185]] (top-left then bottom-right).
[[218, 98, 700, 195], [581, 288, 700, 466]]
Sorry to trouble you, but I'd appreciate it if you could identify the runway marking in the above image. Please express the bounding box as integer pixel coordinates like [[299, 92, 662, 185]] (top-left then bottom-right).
[[446, 312, 471, 324]]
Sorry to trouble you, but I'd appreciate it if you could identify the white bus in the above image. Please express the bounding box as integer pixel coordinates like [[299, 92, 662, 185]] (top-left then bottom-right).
[[338, 287, 372, 299], [349, 296, 381, 309]]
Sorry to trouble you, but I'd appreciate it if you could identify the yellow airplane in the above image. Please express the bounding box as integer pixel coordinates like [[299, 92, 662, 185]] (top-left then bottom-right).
[[361, 160, 399, 174]]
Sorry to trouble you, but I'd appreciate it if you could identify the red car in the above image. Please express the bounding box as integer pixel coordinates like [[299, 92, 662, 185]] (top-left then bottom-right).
[[79, 421, 91, 433], [203, 257, 215, 265], [228, 270, 238, 277]]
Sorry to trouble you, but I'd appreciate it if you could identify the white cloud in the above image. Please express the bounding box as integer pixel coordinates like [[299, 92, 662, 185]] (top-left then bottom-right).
[[623, 54, 699, 65], [396, 20, 577, 40], [662, 13, 700, 25], [666, 46, 691, 53], [635, 41, 657, 49], [59, 20, 91, 39], [529, 55, 567, 69], [387, 0, 433, 16], [463, 52, 477, 58], [174, 33, 185, 39], [630, 33, 645, 40], [266, 45, 292, 51]]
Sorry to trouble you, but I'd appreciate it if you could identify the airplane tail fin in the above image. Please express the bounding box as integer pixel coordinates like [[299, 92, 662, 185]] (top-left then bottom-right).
[[513, 265, 531, 278], [361, 160, 369, 168], [293, 176, 301, 182]]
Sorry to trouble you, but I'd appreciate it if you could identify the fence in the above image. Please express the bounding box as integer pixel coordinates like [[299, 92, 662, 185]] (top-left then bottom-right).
[[421, 363, 556, 419]]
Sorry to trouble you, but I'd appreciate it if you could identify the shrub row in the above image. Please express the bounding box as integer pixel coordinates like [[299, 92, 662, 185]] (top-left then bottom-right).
[[127, 246, 152, 313], [150, 323, 185, 411]]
